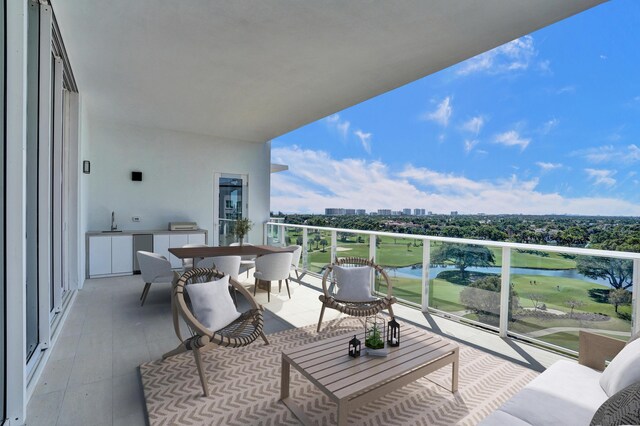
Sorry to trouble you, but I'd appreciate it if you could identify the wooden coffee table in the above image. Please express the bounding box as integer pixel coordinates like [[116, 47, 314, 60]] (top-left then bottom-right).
[[280, 326, 459, 425]]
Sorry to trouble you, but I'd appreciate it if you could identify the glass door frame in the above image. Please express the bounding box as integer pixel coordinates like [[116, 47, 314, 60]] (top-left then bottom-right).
[[213, 173, 248, 246]]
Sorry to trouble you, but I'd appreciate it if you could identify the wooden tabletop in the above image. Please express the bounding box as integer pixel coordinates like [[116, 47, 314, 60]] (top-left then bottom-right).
[[282, 327, 458, 401], [168, 245, 294, 259]]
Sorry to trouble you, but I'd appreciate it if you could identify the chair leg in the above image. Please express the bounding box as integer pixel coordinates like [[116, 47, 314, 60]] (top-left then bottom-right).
[[260, 332, 270, 345], [278, 280, 282, 293], [192, 346, 209, 397], [254, 278, 258, 296], [140, 282, 151, 306], [268, 281, 271, 302], [285, 279, 291, 299], [317, 304, 326, 332], [162, 342, 188, 360], [295, 270, 300, 279]]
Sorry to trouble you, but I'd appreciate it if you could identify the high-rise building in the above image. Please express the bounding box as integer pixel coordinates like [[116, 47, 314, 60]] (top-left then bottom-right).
[[402, 208, 412, 215], [378, 209, 392, 216], [414, 208, 426, 216], [345, 209, 356, 215], [451, 211, 459, 216], [356, 209, 366, 215], [325, 208, 346, 216]]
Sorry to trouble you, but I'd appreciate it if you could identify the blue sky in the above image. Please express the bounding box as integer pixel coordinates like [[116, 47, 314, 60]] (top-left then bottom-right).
[[271, 0, 640, 216]]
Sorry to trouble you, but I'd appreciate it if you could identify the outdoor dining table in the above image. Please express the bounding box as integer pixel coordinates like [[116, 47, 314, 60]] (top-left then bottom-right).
[[168, 244, 294, 259]]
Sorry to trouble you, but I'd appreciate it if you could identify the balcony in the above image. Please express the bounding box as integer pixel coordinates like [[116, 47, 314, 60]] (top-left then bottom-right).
[[25, 224, 638, 425]]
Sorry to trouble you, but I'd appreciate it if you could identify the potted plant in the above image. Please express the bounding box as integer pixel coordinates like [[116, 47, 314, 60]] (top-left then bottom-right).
[[365, 315, 385, 350], [233, 218, 253, 245]]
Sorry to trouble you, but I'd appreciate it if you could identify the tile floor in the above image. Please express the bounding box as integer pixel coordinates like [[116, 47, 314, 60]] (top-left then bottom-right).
[[26, 271, 568, 426]]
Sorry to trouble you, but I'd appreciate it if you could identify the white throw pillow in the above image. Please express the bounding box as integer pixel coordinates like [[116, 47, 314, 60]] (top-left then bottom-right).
[[599, 337, 640, 396], [185, 275, 241, 332], [333, 265, 377, 302]]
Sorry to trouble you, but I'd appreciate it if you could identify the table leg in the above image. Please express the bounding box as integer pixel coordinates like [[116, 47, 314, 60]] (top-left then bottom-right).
[[337, 400, 348, 426], [451, 350, 459, 393], [280, 356, 290, 400]]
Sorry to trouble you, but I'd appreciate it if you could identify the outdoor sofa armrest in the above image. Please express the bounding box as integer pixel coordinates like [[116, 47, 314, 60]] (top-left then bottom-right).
[[578, 330, 626, 371]]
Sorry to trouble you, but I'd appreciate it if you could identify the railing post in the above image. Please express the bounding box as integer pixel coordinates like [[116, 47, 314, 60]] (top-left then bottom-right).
[[499, 247, 511, 337], [331, 230, 337, 262], [302, 228, 308, 272], [369, 234, 376, 262], [422, 238, 430, 313], [279, 224, 285, 246], [632, 259, 640, 336], [263, 222, 268, 245]]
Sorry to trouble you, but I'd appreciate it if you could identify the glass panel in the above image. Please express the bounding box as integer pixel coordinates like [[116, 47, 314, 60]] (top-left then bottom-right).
[[428, 242, 501, 328], [0, 0, 5, 416], [25, 0, 40, 361], [376, 235, 423, 305], [306, 229, 331, 274], [336, 231, 369, 259], [507, 251, 632, 352], [284, 226, 303, 248], [218, 176, 244, 246]]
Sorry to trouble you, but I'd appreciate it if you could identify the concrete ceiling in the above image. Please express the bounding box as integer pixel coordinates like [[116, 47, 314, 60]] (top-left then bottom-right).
[[53, 0, 606, 143]]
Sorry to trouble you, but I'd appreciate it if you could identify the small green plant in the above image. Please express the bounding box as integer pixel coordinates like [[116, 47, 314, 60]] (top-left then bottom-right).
[[233, 218, 253, 244], [365, 324, 385, 349]]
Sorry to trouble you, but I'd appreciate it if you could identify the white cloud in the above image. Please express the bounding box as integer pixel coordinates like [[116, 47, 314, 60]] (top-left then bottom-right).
[[600, 54, 608, 60], [536, 162, 562, 171], [573, 144, 640, 164], [462, 116, 484, 135], [556, 85, 576, 95], [541, 118, 559, 134], [456, 36, 537, 76], [423, 97, 452, 127], [270, 146, 640, 215], [464, 139, 479, 154], [353, 130, 372, 154], [493, 130, 530, 150], [585, 168, 616, 187], [325, 114, 350, 138]]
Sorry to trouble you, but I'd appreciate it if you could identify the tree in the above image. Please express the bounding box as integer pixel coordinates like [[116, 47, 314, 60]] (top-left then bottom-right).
[[432, 243, 495, 277], [296, 236, 303, 246], [320, 238, 328, 252], [460, 276, 518, 325], [608, 288, 631, 313], [527, 293, 546, 311], [565, 299, 585, 318], [576, 257, 633, 290]]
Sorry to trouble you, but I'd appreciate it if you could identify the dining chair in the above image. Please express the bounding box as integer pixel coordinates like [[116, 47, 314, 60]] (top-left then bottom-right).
[[230, 242, 255, 277], [285, 245, 302, 279], [253, 252, 293, 302], [136, 251, 179, 306], [181, 243, 208, 270]]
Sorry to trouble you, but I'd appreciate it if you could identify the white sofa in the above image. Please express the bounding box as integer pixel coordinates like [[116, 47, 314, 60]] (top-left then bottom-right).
[[480, 332, 639, 426]]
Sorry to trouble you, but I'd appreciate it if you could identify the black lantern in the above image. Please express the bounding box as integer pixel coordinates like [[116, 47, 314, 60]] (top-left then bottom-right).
[[387, 317, 400, 347], [348, 335, 361, 358]]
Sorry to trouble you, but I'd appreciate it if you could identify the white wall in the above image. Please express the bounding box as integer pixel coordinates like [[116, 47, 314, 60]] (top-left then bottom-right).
[[82, 117, 271, 247]]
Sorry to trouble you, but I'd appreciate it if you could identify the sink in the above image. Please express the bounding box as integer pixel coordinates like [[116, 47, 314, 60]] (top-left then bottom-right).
[[101, 230, 123, 233]]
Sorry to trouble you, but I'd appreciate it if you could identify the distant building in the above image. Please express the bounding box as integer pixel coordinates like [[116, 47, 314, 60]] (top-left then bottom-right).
[[428, 211, 433, 215], [450, 211, 459, 216], [356, 209, 366, 215], [325, 208, 346, 216], [345, 209, 356, 215], [414, 208, 426, 216], [378, 209, 392, 216], [391, 210, 401, 216], [402, 208, 412, 215]]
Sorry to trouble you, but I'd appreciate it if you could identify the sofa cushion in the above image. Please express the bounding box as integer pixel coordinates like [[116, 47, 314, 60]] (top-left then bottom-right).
[[591, 381, 640, 426], [599, 338, 640, 396], [497, 360, 607, 426], [479, 409, 532, 426]]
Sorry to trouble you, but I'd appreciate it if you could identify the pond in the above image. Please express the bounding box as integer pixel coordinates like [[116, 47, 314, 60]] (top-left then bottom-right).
[[395, 265, 612, 287]]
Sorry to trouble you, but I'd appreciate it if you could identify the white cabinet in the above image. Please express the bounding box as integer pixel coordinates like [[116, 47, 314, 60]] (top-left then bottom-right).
[[169, 234, 189, 268], [152, 232, 207, 269], [111, 235, 133, 274], [88, 235, 133, 277], [188, 233, 206, 245], [153, 234, 170, 263], [89, 236, 111, 276]]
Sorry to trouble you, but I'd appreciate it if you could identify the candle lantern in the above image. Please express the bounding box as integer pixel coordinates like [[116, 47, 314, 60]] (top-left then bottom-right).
[[387, 317, 400, 347], [348, 335, 361, 358]]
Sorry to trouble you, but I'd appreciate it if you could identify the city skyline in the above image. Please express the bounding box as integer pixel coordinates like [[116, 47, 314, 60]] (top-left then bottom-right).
[[271, 0, 640, 216]]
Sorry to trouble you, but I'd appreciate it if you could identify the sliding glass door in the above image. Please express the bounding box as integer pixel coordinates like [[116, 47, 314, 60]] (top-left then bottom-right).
[[213, 173, 248, 246]]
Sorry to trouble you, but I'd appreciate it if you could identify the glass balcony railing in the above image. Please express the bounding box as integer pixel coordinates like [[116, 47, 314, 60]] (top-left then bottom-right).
[[265, 221, 639, 354]]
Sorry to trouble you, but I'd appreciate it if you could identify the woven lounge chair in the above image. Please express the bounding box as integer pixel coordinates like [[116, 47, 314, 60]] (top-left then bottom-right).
[[163, 268, 269, 397], [317, 257, 397, 332]]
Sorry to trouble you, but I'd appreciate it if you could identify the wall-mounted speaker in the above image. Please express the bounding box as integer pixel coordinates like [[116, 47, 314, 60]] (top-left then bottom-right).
[[131, 171, 143, 181]]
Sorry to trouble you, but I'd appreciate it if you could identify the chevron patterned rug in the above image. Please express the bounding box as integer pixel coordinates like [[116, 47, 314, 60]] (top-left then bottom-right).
[[140, 318, 538, 425]]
